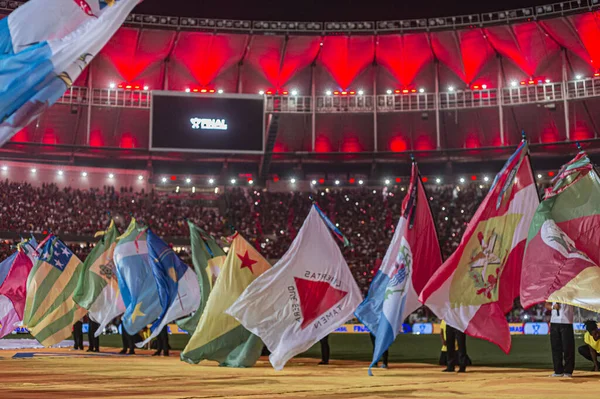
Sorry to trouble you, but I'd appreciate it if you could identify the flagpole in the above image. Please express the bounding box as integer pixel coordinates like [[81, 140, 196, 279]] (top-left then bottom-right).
[[521, 131, 543, 204]]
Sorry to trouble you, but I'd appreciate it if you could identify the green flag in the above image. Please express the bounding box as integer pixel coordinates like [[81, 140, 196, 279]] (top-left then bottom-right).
[[73, 220, 124, 336], [176, 221, 226, 333]]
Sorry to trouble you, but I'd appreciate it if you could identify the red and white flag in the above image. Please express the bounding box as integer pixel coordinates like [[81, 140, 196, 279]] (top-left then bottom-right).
[[227, 205, 362, 370], [420, 141, 539, 353]]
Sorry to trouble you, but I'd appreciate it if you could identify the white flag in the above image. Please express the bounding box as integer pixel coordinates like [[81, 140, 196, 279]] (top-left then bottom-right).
[[227, 205, 362, 370]]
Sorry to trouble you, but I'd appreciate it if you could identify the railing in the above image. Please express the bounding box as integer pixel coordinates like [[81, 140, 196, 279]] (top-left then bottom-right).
[[51, 76, 600, 113], [439, 89, 498, 110], [502, 83, 563, 105], [1, 0, 599, 34], [567, 78, 600, 99], [376, 93, 435, 112]]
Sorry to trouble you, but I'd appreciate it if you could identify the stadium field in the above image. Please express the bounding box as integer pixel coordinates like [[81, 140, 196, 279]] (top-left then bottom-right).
[[1, 334, 598, 398]]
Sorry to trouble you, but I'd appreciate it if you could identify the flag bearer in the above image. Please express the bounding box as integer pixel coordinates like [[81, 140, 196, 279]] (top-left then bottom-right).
[[545, 302, 575, 378]]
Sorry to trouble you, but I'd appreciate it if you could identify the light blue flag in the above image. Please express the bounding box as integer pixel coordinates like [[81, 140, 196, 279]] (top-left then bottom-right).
[[114, 219, 161, 335], [355, 164, 443, 376], [137, 230, 200, 347], [0, 0, 139, 145]]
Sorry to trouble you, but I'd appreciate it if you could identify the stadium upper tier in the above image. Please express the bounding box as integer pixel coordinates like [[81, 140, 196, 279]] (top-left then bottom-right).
[[1, 1, 600, 161]]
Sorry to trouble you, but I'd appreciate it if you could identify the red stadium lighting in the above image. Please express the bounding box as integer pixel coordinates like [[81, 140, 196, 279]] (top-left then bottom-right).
[[118, 84, 123, 88], [318, 178, 325, 184], [471, 175, 477, 181], [411, 89, 417, 93], [394, 89, 401, 94], [170, 176, 177, 181], [349, 178, 356, 184], [341, 91, 348, 95], [520, 81, 526, 85], [134, 85, 140, 89], [528, 80, 535, 85], [422, 177, 429, 183], [266, 90, 274, 95], [395, 177, 401, 183], [548, 171, 555, 177], [472, 85, 480, 89], [402, 89, 409, 94], [125, 85, 132, 89], [200, 89, 207, 93], [273, 176, 280, 182], [595, 72, 600, 78], [349, 91, 356, 95], [193, 89, 199, 92], [333, 91, 340, 95], [282, 91, 289, 95], [209, 89, 215, 93]]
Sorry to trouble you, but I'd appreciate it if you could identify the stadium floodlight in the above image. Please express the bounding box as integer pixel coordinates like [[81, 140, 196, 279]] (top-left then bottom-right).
[[537, 174, 542, 179], [259, 90, 265, 95], [248, 179, 254, 185], [419, 88, 425, 93], [311, 180, 317, 185], [185, 177, 191, 184], [482, 84, 487, 89], [230, 178, 236, 184], [326, 90, 332, 96], [138, 175, 144, 181], [185, 88, 191, 93], [161, 177, 167, 183], [208, 178, 215, 185], [384, 179, 390, 185], [1, 166, 7, 171], [143, 85, 149, 91], [448, 86, 455, 92], [291, 89, 298, 96], [459, 177, 465, 183], [386, 89, 392, 94], [358, 180, 364, 185], [545, 79, 551, 83], [192, 187, 196, 193], [576, 74, 583, 80], [109, 83, 116, 89], [31, 168, 37, 174], [436, 178, 441, 184], [218, 89, 224, 94], [58, 170, 64, 176], [81, 171, 88, 177], [510, 81, 517, 87], [108, 173, 114, 179], [483, 176, 490, 182], [290, 178, 296, 184], [358, 89, 364, 96], [335, 180, 340, 185]]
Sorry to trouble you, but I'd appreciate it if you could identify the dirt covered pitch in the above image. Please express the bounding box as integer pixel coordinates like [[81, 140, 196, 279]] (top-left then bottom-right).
[[0, 347, 598, 399]]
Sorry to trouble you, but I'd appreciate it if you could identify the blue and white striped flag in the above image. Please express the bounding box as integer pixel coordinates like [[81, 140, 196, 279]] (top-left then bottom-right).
[[0, 0, 140, 145]]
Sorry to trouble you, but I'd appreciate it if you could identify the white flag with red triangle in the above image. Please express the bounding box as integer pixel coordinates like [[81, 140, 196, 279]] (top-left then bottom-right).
[[227, 205, 362, 370]]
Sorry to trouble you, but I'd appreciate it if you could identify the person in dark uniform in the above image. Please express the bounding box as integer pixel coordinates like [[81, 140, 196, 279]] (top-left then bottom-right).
[[87, 319, 101, 353], [369, 333, 389, 368], [443, 324, 468, 373], [319, 335, 330, 365], [153, 326, 170, 357], [73, 319, 84, 350], [119, 319, 135, 355]]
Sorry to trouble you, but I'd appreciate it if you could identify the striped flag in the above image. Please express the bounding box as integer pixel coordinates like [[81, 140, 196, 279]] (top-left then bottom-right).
[[0, 0, 141, 145], [420, 141, 539, 353], [180, 233, 270, 367], [23, 235, 86, 347], [521, 152, 600, 311], [176, 221, 226, 333], [73, 220, 124, 337]]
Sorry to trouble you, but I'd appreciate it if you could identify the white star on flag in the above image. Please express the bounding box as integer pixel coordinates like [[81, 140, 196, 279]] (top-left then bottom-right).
[[62, 247, 71, 256], [54, 259, 63, 269]]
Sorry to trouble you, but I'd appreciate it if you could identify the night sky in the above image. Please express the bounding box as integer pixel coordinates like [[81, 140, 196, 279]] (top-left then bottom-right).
[[133, 0, 556, 22]]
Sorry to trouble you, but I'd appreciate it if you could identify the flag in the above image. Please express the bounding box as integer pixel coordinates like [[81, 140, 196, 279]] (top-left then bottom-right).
[[355, 163, 443, 375], [420, 141, 539, 353], [0, 0, 140, 145], [138, 230, 200, 347], [23, 235, 86, 347], [180, 233, 270, 367], [73, 220, 124, 337], [227, 205, 362, 370], [176, 221, 226, 333], [114, 219, 161, 335], [521, 152, 600, 311], [0, 239, 36, 338]]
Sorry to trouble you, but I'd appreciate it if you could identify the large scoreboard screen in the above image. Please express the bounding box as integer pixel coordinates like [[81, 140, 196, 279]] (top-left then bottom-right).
[[150, 92, 265, 153]]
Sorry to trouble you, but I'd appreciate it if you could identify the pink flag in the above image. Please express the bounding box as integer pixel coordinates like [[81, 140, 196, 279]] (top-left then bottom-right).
[[0, 250, 34, 338]]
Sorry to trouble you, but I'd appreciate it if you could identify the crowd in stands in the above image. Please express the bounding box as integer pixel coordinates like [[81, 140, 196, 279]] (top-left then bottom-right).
[[0, 179, 549, 322]]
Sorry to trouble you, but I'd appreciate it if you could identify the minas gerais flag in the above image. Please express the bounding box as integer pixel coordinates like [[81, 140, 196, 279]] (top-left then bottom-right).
[[420, 141, 539, 353], [23, 235, 86, 347], [521, 152, 600, 312]]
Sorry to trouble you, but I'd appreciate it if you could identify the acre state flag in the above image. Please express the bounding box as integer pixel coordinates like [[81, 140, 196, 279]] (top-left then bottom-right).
[[227, 205, 362, 370], [420, 141, 539, 353], [521, 152, 600, 311]]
